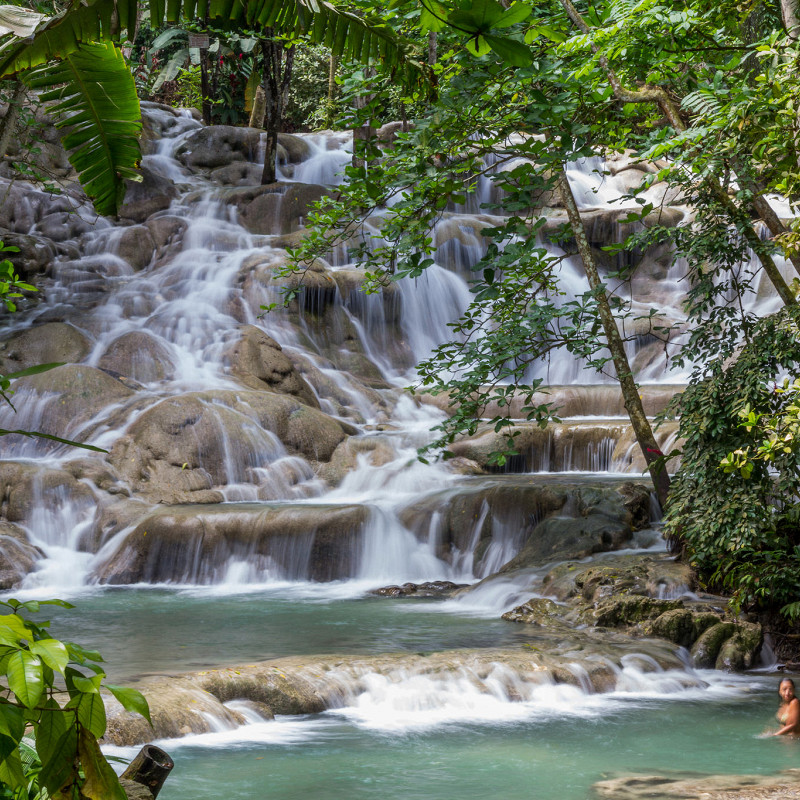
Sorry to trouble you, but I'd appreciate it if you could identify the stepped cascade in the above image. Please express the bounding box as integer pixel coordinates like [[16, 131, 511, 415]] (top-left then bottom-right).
[[0, 103, 791, 800]]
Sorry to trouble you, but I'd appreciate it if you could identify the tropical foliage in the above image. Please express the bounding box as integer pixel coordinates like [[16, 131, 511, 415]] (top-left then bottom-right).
[[0, 598, 150, 800]]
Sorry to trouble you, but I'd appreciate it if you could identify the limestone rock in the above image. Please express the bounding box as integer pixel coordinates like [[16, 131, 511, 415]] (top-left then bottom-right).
[[501, 598, 569, 628], [9, 364, 135, 443], [108, 389, 349, 501], [93, 503, 369, 584], [98, 332, 175, 383], [590, 595, 684, 628], [225, 325, 318, 407], [0, 521, 43, 588], [119, 166, 179, 223], [0, 322, 91, 375], [114, 225, 157, 270], [649, 608, 696, 647], [227, 182, 328, 235], [277, 133, 312, 164], [715, 621, 763, 671], [176, 126, 261, 169]]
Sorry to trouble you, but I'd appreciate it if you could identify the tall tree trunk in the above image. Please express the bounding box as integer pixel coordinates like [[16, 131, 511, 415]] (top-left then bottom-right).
[[352, 68, 376, 171], [0, 82, 27, 163], [427, 32, 437, 65], [556, 168, 672, 511], [325, 53, 338, 129], [781, 0, 800, 39], [260, 35, 295, 185]]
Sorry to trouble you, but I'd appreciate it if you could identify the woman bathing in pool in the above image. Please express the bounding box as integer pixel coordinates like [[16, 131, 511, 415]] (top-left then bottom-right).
[[774, 678, 800, 736]]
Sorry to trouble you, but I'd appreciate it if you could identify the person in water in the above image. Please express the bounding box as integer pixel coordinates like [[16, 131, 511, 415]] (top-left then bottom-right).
[[773, 678, 800, 736]]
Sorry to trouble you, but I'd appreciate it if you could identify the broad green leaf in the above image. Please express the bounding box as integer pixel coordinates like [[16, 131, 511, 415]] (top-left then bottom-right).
[[30, 639, 70, 673], [66, 692, 106, 738], [244, 69, 262, 113], [0, 733, 19, 763], [150, 27, 187, 49], [106, 685, 152, 725], [35, 700, 70, 767], [485, 34, 532, 66], [0, 704, 24, 743], [0, 748, 26, 790], [71, 672, 103, 694], [449, 0, 505, 31], [24, 42, 142, 218], [492, 2, 532, 27], [6, 650, 44, 708], [66, 643, 104, 664], [77, 728, 127, 800], [465, 33, 492, 57], [39, 727, 78, 796], [0, 613, 33, 643], [38, 600, 75, 610], [420, 0, 447, 32]]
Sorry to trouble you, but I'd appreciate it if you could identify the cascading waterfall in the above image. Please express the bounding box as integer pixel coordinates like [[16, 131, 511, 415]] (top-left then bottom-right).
[[0, 105, 787, 800]]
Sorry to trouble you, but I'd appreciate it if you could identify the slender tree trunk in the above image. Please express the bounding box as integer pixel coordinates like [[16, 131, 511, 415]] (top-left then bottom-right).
[[559, 0, 799, 305], [556, 168, 672, 511], [352, 68, 376, 170], [427, 31, 437, 65], [325, 53, 338, 129], [781, 0, 800, 39], [260, 36, 295, 185], [0, 82, 27, 163]]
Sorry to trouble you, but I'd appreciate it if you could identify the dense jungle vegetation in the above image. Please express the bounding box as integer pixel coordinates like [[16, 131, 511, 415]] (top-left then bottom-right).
[[2, 0, 800, 793]]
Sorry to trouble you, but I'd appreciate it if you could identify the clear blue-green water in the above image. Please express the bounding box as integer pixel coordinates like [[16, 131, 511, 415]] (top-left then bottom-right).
[[42, 586, 799, 800]]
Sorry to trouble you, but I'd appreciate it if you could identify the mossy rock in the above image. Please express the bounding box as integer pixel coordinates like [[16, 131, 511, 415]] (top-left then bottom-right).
[[590, 595, 683, 628], [501, 598, 569, 628], [649, 608, 696, 647], [690, 621, 734, 668], [715, 622, 762, 672]]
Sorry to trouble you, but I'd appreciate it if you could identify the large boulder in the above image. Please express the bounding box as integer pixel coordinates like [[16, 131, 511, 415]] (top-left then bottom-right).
[[92, 502, 369, 584], [225, 325, 318, 407], [108, 389, 349, 502], [6, 365, 135, 445], [0, 322, 91, 375], [119, 166, 179, 223], [98, 332, 175, 383], [175, 126, 261, 169], [0, 521, 43, 588], [224, 182, 328, 235], [0, 462, 96, 531]]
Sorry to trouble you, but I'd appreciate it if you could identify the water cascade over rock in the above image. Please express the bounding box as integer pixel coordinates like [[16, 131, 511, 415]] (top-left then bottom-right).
[[0, 104, 786, 794]]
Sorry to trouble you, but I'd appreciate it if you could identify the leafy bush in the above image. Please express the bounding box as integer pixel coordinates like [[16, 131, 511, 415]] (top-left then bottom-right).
[[0, 598, 150, 800], [664, 306, 800, 617]]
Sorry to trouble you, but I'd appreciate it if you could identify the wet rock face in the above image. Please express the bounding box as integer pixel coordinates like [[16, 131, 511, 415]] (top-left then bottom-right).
[[371, 581, 468, 598], [226, 325, 318, 407], [92, 503, 369, 584], [176, 126, 262, 169], [98, 332, 176, 384]]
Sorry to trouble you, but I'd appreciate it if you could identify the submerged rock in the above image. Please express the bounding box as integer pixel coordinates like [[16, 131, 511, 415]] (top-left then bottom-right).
[[371, 581, 468, 598]]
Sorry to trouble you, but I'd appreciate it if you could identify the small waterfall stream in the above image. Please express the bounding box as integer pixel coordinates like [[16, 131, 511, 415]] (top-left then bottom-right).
[[0, 105, 788, 799]]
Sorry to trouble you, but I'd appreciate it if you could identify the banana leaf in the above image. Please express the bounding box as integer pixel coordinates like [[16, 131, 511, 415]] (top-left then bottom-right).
[[23, 42, 142, 218]]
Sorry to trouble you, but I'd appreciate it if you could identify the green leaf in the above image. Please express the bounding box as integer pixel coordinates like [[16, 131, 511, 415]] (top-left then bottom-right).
[[3, 362, 65, 380], [36, 700, 70, 767], [492, 2, 532, 28], [66, 692, 106, 738], [77, 728, 127, 800], [39, 727, 78, 797], [0, 428, 107, 452], [0, 704, 24, 744], [485, 34, 532, 66], [66, 643, 104, 664], [30, 639, 70, 673], [105, 685, 152, 725], [0, 748, 26, 790], [6, 650, 44, 708], [23, 42, 142, 217], [420, 0, 447, 31], [465, 33, 492, 57]]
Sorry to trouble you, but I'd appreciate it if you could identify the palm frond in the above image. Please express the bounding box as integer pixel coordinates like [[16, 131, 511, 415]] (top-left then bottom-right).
[[24, 42, 142, 217]]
